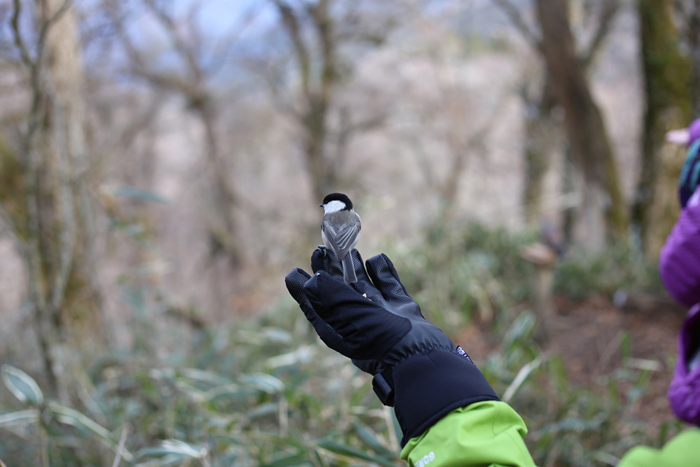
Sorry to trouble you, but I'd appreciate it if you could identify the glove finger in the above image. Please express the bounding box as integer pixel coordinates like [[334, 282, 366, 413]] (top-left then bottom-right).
[[303, 271, 411, 360], [312, 248, 372, 283], [312, 248, 385, 304], [285, 268, 353, 355], [365, 254, 414, 304], [285, 268, 312, 307], [346, 249, 387, 305], [311, 247, 343, 278]]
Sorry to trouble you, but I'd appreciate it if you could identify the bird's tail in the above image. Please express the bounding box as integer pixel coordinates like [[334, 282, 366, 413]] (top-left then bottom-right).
[[341, 255, 357, 284]]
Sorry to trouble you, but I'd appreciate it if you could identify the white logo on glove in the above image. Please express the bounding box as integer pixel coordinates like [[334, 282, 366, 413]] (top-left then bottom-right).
[[415, 451, 435, 467]]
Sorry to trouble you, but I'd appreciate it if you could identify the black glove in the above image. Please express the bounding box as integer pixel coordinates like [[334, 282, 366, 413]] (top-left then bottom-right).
[[285, 248, 498, 446]]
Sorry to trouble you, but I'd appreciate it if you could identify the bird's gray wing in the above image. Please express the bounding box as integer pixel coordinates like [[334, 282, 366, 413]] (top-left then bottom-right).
[[322, 220, 360, 262]]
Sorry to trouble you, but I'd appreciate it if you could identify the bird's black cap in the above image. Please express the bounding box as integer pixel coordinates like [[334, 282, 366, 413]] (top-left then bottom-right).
[[320, 193, 353, 210]]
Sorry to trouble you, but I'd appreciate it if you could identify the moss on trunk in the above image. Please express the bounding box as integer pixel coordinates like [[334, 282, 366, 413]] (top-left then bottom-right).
[[633, 0, 691, 254]]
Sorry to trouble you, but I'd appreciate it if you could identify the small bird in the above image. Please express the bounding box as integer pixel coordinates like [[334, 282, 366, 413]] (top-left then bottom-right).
[[320, 193, 361, 283]]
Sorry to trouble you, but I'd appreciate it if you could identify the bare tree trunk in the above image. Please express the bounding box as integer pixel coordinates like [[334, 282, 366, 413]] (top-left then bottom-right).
[[562, 145, 576, 244], [45, 0, 110, 344], [195, 101, 242, 263], [496, 0, 620, 235], [8, 0, 107, 398], [522, 78, 558, 225], [535, 0, 627, 240], [632, 0, 690, 255], [648, 144, 686, 254], [686, 0, 700, 117], [10, 0, 67, 398]]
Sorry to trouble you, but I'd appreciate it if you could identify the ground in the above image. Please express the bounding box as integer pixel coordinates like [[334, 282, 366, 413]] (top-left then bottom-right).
[[457, 293, 692, 438]]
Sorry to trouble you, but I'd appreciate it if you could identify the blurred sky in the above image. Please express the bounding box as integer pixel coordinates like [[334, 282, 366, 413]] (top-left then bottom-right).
[[179, 0, 277, 37]]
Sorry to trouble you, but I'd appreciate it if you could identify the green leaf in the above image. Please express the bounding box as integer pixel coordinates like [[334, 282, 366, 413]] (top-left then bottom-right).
[[179, 368, 233, 388], [261, 327, 293, 343], [48, 402, 133, 461], [246, 402, 279, 420], [351, 421, 396, 459], [134, 454, 183, 467], [241, 373, 285, 394], [502, 311, 535, 349], [0, 409, 39, 427], [315, 439, 398, 467], [1, 365, 43, 405], [620, 331, 631, 361], [260, 452, 312, 467], [536, 415, 605, 436], [202, 384, 257, 401], [266, 346, 316, 369], [502, 357, 542, 403], [138, 439, 207, 459]]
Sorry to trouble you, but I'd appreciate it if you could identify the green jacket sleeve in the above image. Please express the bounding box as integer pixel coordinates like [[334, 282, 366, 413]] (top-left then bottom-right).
[[400, 401, 537, 467], [618, 429, 700, 467]]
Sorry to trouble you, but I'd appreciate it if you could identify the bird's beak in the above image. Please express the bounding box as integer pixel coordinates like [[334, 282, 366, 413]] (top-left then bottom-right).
[[319, 204, 324, 207]]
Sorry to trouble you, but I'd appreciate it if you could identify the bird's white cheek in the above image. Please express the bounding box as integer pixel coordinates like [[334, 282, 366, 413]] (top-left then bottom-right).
[[323, 200, 346, 213]]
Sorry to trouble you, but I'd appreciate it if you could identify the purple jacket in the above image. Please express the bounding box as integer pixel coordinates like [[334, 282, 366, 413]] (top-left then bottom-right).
[[660, 187, 700, 425], [660, 189, 700, 307]]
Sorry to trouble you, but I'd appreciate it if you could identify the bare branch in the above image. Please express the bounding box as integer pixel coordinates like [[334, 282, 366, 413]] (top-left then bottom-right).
[[252, 56, 305, 121], [12, 0, 71, 141], [332, 107, 386, 166], [273, 0, 311, 96], [673, 0, 691, 17], [143, 0, 202, 83], [11, 0, 33, 67], [0, 204, 27, 255], [119, 92, 165, 149], [579, 0, 621, 70], [127, 67, 194, 95], [493, 0, 543, 52], [309, 0, 335, 108]]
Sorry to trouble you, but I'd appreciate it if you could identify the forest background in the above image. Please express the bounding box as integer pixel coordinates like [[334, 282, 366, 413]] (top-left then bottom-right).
[[0, 0, 698, 466]]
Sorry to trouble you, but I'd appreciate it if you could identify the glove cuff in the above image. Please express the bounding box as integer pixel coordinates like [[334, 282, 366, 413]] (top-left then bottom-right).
[[391, 349, 499, 447]]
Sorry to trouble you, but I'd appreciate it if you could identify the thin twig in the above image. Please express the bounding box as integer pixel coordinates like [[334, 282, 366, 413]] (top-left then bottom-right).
[[493, 0, 543, 52], [580, 0, 621, 70], [111, 426, 128, 467], [143, 0, 202, 83], [11, 0, 33, 67], [273, 0, 312, 96]]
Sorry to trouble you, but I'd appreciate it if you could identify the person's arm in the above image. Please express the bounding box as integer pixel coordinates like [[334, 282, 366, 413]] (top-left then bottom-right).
[[661, 134, 700, 308], [659, 186, 700, 308], [286, 249, 537, 467], [617, 429, 700, 467], [401, 402, 535, 467]]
